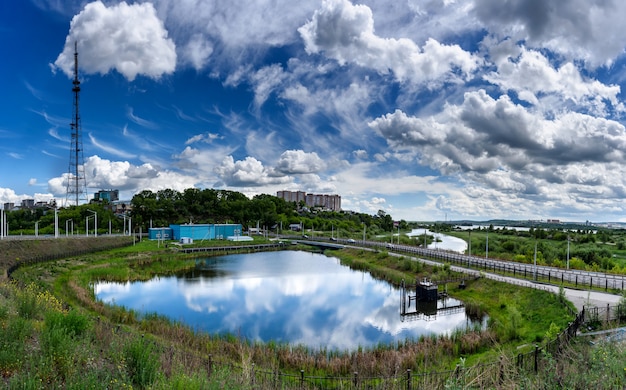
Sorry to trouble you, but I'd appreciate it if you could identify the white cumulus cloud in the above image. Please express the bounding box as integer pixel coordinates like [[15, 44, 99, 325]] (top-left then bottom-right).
[[215, 156, 291, 187], [54, 1, 176, 81], [299, 0, 480, 84], [275, 150, 325, 174]]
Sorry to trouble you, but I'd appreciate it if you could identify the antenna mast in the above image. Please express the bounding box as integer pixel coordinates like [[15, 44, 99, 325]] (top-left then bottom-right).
[[65, 41, 87, 206]]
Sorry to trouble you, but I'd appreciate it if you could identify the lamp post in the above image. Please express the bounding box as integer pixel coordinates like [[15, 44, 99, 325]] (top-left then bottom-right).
[[534, 240, 538, 281], [85, 215, 95, 236], [485, 231, 489, 259], [66, 219, 73, 237], [397, 225, 400, 245], [362, 223, 366, 244], [87, 210, 97, 237], [566, 234, 570, 270], [54, 207, 59, 238]]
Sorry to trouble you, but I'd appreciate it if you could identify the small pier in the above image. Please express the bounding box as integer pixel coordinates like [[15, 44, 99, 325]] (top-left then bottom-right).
[[400, 278, 466, 321]]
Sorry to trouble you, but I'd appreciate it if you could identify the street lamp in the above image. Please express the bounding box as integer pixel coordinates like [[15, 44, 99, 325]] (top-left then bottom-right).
[[66, 219, 73, 237], [534, 240, 538, 281], [87, 210, 97, 237], [566, 234, 570, 270], [54, 207, 59, 238], [85, 215, 94, 236], [362, 223, 366, 244], [485, 231, 489, 259]]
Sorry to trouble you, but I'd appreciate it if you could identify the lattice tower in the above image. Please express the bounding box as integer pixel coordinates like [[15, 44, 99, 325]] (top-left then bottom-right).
[[65, 41, 87, 206]]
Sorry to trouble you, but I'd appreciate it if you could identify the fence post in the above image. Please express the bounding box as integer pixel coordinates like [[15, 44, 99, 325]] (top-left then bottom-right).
[[406, 369, 411, 390], [590, 277, 592, 289], [607, 303, 610, 323], [499, 355, 505, 385], [300, 369, 304, 389], [534, 345, 539, 373], [208, 354, 212, 377], [353, 372, 358, 387], [251, 363, 255, 387]]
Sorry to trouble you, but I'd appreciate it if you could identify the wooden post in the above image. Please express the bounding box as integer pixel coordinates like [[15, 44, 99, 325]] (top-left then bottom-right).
[[208, 354, 213, 377], [534, 345, 539, 373], [300, 370, 304, 388], [406, 369, 411, 390]]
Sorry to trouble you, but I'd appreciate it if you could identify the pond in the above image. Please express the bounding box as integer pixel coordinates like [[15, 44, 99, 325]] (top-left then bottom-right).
[[407, 229, 468, 253], [94, 251, 482, 351]]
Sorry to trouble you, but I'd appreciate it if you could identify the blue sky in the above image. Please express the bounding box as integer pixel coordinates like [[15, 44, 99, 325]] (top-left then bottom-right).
[[2, 0, 626, 222]]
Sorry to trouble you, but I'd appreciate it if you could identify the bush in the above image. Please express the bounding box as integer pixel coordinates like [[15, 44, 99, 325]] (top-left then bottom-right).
[[124, 336, 160, 388], [40, 324, 75, 379], [45, 309, 89, 338], [0, 317, 31, 373], [402, 258, 413, 271], [0, 303, 8, 320], [16, 290, 38, 320]]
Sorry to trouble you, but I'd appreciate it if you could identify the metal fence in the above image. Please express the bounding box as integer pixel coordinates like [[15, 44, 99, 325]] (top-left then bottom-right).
[[340, 238, 626, 293]]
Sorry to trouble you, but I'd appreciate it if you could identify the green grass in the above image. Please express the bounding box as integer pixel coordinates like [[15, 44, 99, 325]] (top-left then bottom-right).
[[0, 242, 620, 388]]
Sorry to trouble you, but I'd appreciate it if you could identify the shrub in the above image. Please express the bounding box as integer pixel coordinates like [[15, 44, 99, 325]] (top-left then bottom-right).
[[402, 258, 413, 271], [45, 309, 89, 338], [40, 323, 75, 379], [0, 317, 31, 373], [0, 303, 8, 320], [124, 336, 160, 388], [16, 290, 38, 319]]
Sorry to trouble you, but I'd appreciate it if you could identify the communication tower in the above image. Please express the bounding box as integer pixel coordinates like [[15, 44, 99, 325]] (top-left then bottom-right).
[[65, 41, 88, 206]]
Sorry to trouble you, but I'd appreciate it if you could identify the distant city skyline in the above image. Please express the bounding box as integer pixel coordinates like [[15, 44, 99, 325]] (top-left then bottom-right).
[[2, 1, 626, 222]]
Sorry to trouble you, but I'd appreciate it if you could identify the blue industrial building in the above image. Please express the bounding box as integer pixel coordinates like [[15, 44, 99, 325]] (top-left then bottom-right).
[[148, 223, 243, 241]]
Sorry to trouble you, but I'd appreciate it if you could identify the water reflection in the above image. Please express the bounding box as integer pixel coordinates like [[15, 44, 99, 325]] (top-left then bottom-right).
[[407, 229, 468, 253], [94, 251, 481, 350]]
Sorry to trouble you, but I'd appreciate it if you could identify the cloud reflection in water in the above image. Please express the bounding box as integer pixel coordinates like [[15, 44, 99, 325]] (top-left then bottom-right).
[[94, 251, 478, 350]]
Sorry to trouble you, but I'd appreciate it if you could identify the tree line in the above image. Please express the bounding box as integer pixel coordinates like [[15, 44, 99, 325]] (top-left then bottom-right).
[[129, 188, 407, 235], [1, 188, 407, 236]]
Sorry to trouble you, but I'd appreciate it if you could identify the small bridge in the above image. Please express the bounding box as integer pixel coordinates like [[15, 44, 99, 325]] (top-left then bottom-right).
[[292, 239, 346, 250]]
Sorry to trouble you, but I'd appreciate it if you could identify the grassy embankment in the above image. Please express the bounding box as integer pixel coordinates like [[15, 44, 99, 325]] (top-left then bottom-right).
[[0, 238, 620, 388]]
